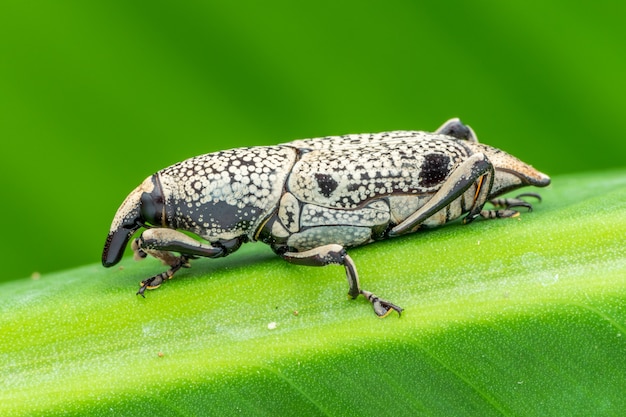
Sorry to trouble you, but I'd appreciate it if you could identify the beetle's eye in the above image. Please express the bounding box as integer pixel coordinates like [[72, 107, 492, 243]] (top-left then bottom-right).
[[140, 191, 164, 226]]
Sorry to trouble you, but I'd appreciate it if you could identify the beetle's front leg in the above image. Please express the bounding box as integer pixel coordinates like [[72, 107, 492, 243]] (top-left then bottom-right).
[[276, 244, 403, 318], [132, 228, 240, 296]]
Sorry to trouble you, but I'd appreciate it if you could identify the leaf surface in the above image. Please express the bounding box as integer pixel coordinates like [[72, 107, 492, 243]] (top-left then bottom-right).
[[1, 170, 625, 416]]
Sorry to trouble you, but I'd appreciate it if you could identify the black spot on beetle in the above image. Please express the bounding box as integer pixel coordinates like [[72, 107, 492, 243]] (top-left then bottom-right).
[[419, 153, 451, 188], [315, 173, 338, 197]]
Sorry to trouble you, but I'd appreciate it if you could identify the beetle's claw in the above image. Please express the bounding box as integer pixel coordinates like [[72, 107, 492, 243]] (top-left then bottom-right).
[[373, 299, 404, 318], [361, 291, 403, 318], [505, 199, 533, 211], [136, 263, 182, 297], [136, 282, 149, 298], [515, 192, 542, 202], [136, 276, 164, 297], [135, 256, 190, 297], [481, 193, 544, 220], [489, 192, 543, 212]]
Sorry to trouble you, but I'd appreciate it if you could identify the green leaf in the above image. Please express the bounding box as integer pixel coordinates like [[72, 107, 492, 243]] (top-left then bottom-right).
[[2, 170, 625, 416]]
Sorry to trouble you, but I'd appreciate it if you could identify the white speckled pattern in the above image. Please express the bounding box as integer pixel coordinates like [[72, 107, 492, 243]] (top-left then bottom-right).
[[157, 146, 297, 240], [287, 133, 470, 209], [109, 124, 549, 254]]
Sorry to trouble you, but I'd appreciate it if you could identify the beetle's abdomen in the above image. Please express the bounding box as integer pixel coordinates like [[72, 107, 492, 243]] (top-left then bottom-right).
[[287, 138, 470, 209], [158, 146, 297, 240]]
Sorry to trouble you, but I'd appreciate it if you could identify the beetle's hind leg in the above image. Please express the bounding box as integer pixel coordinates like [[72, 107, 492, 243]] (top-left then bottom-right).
[[482, 192, 542, 219], [276, 244, 403, 318]]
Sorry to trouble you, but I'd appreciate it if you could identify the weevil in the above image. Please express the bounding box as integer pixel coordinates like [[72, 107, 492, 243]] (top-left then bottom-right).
[[102, 118, 550, 317]]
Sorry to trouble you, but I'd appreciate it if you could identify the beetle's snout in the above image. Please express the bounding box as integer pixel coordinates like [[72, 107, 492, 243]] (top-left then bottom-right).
[[103, 225, 140, 267], [102, 194, 143, 267], [102, 175, 164, 267]]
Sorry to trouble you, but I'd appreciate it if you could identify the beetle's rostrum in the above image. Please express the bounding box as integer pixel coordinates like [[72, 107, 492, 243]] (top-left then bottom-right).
[[102, 118, 550, 317]]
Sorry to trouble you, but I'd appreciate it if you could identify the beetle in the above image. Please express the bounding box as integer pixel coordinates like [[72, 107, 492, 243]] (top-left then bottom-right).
[[102, 118, 550, 317]]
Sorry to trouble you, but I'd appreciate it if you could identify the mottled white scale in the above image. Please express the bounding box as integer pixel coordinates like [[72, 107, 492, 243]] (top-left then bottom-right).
[[278, 192, 300, 233], [271, 220, 290, 238], [286, 226, 372, 251], [300, 200, 390, 227], [157, 146, 297, 240], [285, 133, 470, 210], [286, 130, 440, 150], [388, 195, 423, 224]]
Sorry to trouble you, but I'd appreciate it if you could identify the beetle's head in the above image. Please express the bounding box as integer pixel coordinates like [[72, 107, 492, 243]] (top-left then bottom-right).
[[102, 175, 166, 267], [467, 143, 551, 198]]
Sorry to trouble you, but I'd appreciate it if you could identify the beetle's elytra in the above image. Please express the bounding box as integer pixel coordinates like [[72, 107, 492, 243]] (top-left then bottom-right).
[[102, 118, 550, 317]]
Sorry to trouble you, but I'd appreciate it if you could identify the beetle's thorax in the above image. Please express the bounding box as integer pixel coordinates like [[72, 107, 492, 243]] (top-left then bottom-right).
[[156, 146, 297, 241]]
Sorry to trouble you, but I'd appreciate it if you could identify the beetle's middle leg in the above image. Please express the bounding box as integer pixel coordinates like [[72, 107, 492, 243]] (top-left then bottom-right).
[[276, 244, 403, 318], [132, 228, 241, 296]]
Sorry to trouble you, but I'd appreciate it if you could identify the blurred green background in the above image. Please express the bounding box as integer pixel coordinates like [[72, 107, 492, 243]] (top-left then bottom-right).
[[1, 0, 625, 282]]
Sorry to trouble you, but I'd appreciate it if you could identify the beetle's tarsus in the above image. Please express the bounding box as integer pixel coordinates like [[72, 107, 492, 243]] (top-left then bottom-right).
[[490, 193, 542, 210], [480, 208, 519, 219], [490, 198, 532, 211], [484, 192, 544, 219], [135, 256, 189, 297], [136, 275, 165, 297], [361, 290, 403, 317]]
